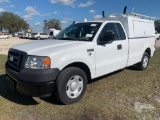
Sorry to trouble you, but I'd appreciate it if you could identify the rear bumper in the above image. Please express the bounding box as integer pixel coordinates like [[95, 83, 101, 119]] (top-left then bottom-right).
[[5, 62, 60, 97]]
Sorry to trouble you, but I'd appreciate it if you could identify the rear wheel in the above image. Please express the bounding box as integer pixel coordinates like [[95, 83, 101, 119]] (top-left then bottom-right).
[[136, 52, 149, 70], [37, 37, 41, 40], [55, 67, 87, 105]]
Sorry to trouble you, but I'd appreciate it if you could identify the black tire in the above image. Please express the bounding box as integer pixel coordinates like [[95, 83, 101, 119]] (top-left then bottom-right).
[[55, 67, 87, 105], [37, 37, 41, 40], [136, 52, 149, 70], [7, 36, 10, 39]]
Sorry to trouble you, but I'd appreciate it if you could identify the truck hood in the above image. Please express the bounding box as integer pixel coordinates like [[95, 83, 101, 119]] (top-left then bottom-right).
[[12, 39, 85, 56]]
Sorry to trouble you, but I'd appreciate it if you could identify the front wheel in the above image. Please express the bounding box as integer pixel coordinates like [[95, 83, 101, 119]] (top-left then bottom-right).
[[37, 37, 41, 40], [136, 52, 149, 70], [55, 67, 87, 105]]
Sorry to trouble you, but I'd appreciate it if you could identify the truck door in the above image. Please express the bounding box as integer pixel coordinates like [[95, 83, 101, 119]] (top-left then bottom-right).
[[95, 22, 128, 77]]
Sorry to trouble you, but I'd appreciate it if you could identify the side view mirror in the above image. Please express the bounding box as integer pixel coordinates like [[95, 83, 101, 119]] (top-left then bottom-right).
[[98, 31, 114, 45]]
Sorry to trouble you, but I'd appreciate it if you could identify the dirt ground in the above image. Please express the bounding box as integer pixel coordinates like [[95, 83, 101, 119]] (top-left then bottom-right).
[[0, 37, 160, 55], [0, 37, 33, 55]]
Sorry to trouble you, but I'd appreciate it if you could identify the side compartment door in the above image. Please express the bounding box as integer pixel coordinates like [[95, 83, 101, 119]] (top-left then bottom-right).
[[95, 23, 127, 77]]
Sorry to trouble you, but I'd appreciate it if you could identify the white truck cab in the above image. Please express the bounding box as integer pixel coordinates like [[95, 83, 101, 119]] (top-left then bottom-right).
[[5, 10, 156, 104]]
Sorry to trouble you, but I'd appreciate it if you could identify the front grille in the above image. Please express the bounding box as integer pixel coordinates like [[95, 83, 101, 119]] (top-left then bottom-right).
[[8, 49, 27, 71]]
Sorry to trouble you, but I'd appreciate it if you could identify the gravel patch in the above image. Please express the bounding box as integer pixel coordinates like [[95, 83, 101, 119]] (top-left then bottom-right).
[[134, 102, 155, 112], [148, 94, 160, 103], [0, 37, 33, 55]]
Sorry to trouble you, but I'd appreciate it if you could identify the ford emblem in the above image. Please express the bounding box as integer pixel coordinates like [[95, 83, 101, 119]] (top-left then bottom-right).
[[9, 56, 14, 62]]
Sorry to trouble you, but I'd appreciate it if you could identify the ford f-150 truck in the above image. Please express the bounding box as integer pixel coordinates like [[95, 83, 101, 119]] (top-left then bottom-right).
[[5, 11, 156, 104]]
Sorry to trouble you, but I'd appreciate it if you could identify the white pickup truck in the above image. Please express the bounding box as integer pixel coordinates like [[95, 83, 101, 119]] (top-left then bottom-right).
[[5, 13, 156, 104]]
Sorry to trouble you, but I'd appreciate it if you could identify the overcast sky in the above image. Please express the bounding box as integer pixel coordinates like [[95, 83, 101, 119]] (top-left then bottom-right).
[[0, 0, 160, 32]]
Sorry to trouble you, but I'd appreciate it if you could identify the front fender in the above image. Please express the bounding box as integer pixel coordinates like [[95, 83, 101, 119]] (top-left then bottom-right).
[[51, 51, 96, 78]]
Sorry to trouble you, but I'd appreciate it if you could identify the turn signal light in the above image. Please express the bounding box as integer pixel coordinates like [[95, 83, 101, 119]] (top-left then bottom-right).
[[43, 57, 50, 67]]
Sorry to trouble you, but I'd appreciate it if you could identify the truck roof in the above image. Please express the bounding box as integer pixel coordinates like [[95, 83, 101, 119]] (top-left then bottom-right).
[[84, 14, 155, 38], [80, 14, 154, 26]]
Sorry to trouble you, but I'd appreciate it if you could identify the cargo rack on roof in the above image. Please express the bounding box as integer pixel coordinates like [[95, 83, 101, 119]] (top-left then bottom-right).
[[131, 7, 156, 20], [94, 6, 156, 21]]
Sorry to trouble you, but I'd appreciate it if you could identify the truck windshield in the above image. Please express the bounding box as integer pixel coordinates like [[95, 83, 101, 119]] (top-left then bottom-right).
[[55, 22, 102, 41]]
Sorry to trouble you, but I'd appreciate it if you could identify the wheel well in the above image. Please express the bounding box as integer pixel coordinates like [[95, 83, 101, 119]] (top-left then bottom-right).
[[64, 62, 91, 82], [145, 48, 151, 58]]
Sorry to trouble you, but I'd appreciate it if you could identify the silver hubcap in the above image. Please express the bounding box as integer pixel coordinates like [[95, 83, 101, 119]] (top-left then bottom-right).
[[66, 75, 83, 99], [143, 56, 148, 68]]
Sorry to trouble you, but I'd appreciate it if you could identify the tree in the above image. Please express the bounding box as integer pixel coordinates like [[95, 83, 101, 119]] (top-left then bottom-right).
[[44, 19, 61, 30], [0, 12, 29, 33], [155, 20, 160, 33]]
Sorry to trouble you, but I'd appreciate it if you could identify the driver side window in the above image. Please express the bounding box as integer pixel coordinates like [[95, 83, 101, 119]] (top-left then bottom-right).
[[99, 23, 118, 42]]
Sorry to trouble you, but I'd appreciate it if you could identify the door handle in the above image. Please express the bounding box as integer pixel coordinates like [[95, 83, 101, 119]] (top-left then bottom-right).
[[87, 49, 94, 52], [117, 44, 122, 50]]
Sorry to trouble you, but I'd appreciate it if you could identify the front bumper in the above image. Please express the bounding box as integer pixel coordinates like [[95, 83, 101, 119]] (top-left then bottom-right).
[[5, 62, 60, 97]]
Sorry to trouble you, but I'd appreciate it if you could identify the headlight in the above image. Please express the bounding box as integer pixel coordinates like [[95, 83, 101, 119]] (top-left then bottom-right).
[[25, 56, 50, 69]]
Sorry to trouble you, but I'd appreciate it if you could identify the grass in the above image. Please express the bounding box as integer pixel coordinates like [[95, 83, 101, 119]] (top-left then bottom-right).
[[0, 50, 160, 120]]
